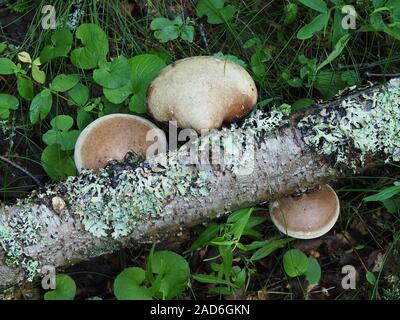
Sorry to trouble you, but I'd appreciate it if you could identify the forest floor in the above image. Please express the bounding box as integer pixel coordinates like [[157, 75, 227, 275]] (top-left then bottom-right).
[[0, 0, 399, 300]]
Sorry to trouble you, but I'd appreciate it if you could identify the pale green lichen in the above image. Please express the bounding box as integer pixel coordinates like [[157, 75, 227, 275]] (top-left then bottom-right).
[[0, 205, 42, 281], [48, 108, 288, 240], [298, 79, 400, 171]]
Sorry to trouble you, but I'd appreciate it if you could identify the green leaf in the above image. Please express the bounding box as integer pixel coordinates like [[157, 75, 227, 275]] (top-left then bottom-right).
[[77, 110, 93, 130], [196, 0, 237, 24], [297, 13, 329, 40], [314, 70, 357, 99], [68, 83, 89, 106], [70, 23, 109, 70], [50, 74, 80, 92], [318, 34, 350, 71], [32, 64, 46, 84], [41, 144, 76, 180], [292, 98, 315, 111], [114, 267, 153, 300], [364, 185, 400, 202], [0, 42, 6, 53], [154, 26, 180, 43], [332, 9, 348, 45], [40, 28, 73, 63], [150, 17, 175, 30], [93, 56, 130, 89], [305, 258, 321, 284], [190, 223, 220, 252], [0, 57, 17, 75], [283, 249, 309, 277], [104, 54, 166, 111], [51, 115, 74, 131], [43, 115, 79, 151], [44, 274, 76, 300], [212, 52, 247, 67], [148, 251, 190, 300], [366, 271, 377, 285], [17, 76, 34, 100], [283, 2, 298, 25], [250, 238, 293, 261], [29, 89, 52, 124], [298, 0, 328, 13], [0, 94, 19, 119], [180, 25, 195, 42], [192, 274, 231, 285], [382, 196, 400, 214]]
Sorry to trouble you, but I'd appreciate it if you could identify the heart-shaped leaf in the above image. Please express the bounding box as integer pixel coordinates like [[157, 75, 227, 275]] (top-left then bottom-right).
[[93, 56, 130, 89], [41, 144, 76, 180], [103, 54, 166, 113], [17, 75, 34, 100], [196, 0, 237, 24], [50, 74, 80, 92], [29, 89, 52, 124], [70, 23, 109, 70], [297, 13, 329, 40], [0, 57, 17, 75], [283, 249, 309, 277], [44, 274, 76, 300], [148, 250, 190, 300], [40, 28, 73, 63], [0, 93, 19, 119], [68, 83, 89, 106], [114, 267, 153, 300]]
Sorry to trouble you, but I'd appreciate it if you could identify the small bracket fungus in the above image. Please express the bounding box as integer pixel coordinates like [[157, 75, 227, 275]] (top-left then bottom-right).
[[74, 114, 167, 172], [147, 56, 258, 132], [269, 185, 340, 239]]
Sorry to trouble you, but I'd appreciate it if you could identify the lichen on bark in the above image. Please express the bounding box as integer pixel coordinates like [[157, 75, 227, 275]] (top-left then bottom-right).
[[298, 79, 400, 171]]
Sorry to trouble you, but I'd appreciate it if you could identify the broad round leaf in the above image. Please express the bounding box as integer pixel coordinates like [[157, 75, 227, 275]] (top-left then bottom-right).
[[0, 93, 19, 119], [0, 57, 17, 75], [50, 115, 74, 131], [40, 28, 73, 63], [41, 144, 76, 180], [283, 249, 309, 277], [113, 267, 153, 300], [149, 250, 190, 300], [17, 76, 34, 100], [50, 74, 80, 92], [68, 83, 89, 106], [305, 258, 321, 284], [44, 274, 76, 300], [29, 89, 52, 124], [70, 23, 109, 70], [93, 56, 130, 89]]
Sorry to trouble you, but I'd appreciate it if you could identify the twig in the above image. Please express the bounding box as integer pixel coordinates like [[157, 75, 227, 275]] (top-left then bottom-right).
[[0, 155, 44, 189], [366, 72, 400, 78]]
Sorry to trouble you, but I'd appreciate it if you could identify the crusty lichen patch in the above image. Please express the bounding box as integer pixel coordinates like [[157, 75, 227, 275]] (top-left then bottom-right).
[[42, 108, 289, 240], [298, 79, 400, 171], [0, 203, 42, 281]]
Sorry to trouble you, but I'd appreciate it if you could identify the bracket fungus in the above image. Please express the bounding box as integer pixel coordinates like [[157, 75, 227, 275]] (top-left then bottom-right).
[[269, 185, 340, 239], [74, 114, 167, 172], [147, 56, 258, 132]]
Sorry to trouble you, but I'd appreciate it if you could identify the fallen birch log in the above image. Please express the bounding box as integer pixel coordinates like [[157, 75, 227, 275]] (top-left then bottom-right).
[[0, 78, 399, 289]]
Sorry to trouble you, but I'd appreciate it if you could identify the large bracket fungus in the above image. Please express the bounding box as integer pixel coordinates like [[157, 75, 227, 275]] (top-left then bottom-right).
[[147, 56, 258, 132]]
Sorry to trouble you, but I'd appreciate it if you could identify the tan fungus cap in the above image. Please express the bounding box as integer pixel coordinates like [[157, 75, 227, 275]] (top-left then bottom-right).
[[269, 184, 340, 239]]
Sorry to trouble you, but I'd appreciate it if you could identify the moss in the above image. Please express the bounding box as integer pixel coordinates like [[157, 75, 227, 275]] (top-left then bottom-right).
[[298, 79, 400, 171]]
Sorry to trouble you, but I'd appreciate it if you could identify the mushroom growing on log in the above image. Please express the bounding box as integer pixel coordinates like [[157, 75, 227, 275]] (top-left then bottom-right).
[[74, 114, 167, 172], [0, 78, 399, 288], [270, 185, 340, 239], [147, 56, 258, 132]]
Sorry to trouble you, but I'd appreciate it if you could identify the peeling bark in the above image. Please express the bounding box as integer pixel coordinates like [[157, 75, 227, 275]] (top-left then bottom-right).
[[0, 79, 399, 289]]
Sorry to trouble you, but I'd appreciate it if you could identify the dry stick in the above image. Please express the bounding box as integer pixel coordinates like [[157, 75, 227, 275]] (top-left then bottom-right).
[[0, 155, 44, 189], [0, 79, 399, 288]]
